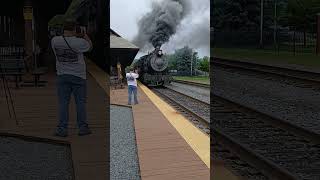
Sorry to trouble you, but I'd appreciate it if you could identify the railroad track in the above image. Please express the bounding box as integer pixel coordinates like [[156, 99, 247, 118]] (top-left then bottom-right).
[[152, 87, 210, 134], [153, 87, 271, 179], [172, 79, 210, 88], [212, 94, 320, 180], [155, 78, 320, 179], [213, 58, 320, 90]]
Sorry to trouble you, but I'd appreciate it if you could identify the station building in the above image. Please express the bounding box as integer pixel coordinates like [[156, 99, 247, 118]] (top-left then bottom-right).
[[0, 0, 106, 71], [110, 29, 139, 86]]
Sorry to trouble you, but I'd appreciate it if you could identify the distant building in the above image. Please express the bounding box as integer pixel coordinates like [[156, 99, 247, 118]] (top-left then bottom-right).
[[0, 0, 106, 71]]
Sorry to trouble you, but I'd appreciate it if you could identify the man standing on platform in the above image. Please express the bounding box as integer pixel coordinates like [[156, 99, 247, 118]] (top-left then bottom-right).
[[126, 67, 139, 105], [51, 19, 92, 137]]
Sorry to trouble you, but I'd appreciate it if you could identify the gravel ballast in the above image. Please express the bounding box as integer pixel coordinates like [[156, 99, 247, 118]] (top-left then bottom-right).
[[213, 67, 320, 134], [167, 82, 210, 104], [110, 105, 141, 180], [0, 136, 73, 180]]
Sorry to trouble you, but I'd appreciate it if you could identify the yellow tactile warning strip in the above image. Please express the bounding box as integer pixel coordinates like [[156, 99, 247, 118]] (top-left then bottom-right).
[[139, 82, 210, 168], [86, 59, 109, 95], [111, 86, 209, 179]]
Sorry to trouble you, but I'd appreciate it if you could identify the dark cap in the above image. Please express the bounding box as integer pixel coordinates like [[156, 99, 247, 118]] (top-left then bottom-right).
[[63, 19, 77, 31]]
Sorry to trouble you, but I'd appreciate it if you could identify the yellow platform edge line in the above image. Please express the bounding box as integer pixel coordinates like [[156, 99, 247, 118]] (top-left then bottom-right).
[[139, 82, 210, 168], [86, 59, 109, 96]]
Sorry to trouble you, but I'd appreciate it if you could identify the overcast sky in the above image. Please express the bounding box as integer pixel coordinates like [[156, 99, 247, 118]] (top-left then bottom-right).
[[110, 0, 210, 58]]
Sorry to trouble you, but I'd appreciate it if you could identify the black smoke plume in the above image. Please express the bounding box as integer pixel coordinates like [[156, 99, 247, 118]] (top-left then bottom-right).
[[133, 0, 190, 50]]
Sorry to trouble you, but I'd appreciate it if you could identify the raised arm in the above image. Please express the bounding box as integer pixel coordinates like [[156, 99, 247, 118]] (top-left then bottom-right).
[[74, 34, 92, 53], [83, 34, 93, 51]]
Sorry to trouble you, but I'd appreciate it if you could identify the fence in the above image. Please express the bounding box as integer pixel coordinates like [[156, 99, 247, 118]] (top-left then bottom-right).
[[214, 28, 318, 55], [212, 0, 320, 55], [0, 46, 25, 60], [279, 31, 317, 54]]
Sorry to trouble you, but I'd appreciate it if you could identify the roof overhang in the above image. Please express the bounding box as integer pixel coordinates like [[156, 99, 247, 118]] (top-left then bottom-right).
[[110, 29, 139, 67]]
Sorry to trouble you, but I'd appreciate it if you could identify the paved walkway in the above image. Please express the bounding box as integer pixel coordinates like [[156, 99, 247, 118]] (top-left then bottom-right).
[[111, 85, 210, 180], [0, 60, 108, 180]]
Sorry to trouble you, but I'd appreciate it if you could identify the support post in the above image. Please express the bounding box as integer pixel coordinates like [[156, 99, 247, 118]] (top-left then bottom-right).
[[23, 0, 34, 72], [317, 13, 320, 55], [273, 0, 278, 52], [260, 0, 264, 48]]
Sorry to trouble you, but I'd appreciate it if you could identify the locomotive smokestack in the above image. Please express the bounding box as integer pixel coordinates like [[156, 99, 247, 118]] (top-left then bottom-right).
[[133, 0, 190, 50]]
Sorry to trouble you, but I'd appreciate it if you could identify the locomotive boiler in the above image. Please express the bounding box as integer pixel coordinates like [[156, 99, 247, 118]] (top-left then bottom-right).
[[133, 47, 172, 86]]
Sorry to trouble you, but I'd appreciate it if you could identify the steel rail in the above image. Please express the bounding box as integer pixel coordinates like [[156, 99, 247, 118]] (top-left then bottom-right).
[[213, 94, 320, 180], [172, 79, 210, 88], [154, 87, 298, 179], [213, 58, 320, 84]]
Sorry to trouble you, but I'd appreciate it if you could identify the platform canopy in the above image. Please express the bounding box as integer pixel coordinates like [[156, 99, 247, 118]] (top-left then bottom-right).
[[110, 29, 139, 67]]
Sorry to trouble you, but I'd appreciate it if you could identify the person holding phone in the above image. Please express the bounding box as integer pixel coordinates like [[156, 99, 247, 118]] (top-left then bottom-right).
[[51, 19, 92, 137], [126, 67, 139, 105]]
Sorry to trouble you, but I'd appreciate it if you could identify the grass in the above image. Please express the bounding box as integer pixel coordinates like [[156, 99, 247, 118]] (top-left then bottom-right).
[[213, 48, 320, 68], [173, 76, 210, 84]]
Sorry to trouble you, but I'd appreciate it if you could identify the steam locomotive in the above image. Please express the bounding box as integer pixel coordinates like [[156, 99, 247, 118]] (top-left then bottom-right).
[[133, 47, 172, 86]]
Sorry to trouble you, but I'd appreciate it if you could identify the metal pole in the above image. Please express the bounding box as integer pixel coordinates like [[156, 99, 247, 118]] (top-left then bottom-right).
[[190, 51, 193, 76], [293, 29, 296, 55], [260, 0, 264, 48], [274, 0, 278, 51], [317, 13, 320, 55]]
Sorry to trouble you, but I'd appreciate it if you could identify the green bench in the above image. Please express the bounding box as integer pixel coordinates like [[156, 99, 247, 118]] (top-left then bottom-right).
[[0, 59, 48, 88], [0, 59, 26, 88]]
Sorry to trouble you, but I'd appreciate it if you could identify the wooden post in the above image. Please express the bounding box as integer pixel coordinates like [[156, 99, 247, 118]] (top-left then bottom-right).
[[317, 13, 320, 55], [23, 0, 34, 72], [117, 61, 123, 80]]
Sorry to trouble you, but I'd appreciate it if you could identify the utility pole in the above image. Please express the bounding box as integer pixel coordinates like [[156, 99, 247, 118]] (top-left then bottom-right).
[[190, 51, 193, 76], [274, 0, 278, 52], [260, 0, 264, 48], [317, 13, 320, 55]]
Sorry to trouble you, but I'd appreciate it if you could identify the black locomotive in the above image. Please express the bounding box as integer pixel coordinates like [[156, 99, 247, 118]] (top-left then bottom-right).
[[133, 47, 172, 86]]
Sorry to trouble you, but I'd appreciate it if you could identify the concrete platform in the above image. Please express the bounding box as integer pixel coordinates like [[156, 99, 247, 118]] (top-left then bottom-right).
[[111, 84, 210, 180]]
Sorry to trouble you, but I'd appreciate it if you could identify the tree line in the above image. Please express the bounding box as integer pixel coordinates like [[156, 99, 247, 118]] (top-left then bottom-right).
[[213, 0, 320, 32], [165, 46, 209, 76]]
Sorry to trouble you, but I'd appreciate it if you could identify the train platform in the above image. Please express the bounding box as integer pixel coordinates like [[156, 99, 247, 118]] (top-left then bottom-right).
[[0, 60, 108, 180], [110, 83, 210, 179]]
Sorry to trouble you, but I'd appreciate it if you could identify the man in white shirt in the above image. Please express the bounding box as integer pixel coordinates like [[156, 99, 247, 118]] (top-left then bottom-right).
[[126, 68, 139, 105], [51, 19, 92, 137]]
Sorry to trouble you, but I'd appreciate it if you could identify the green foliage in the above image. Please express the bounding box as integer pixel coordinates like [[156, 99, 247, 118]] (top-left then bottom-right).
[[165, 54, 177, 70], [199, 56, 210, 72], [165, 46, 202, 75], [173, 46, 199, 75], [213, 0, 261, 31], [288, 0, 320, 32], [213, 0, 290, 31], [175, 46, 193, 74]]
